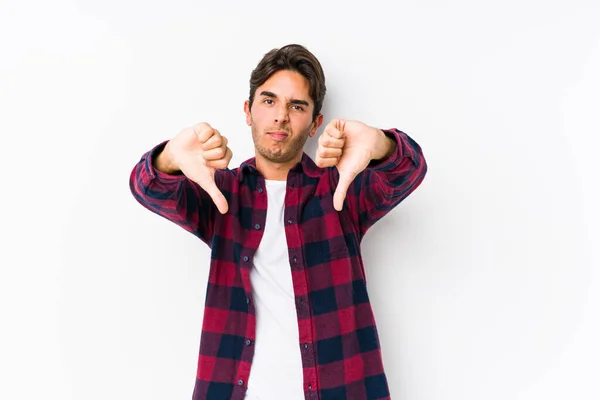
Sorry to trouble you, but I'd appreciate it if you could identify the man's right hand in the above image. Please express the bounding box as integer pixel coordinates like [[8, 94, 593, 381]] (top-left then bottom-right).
[[155, 122, 233, 214]]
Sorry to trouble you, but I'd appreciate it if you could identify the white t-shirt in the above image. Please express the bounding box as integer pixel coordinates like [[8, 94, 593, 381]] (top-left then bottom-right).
[[245, 180, 304, 400]]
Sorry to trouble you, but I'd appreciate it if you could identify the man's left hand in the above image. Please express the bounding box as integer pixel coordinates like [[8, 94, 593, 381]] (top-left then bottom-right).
[[315, 119, 396, 211]]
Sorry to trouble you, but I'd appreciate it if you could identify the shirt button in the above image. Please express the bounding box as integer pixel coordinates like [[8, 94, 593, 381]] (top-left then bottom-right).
[[308, 384, 313, 390], [245, 339, 252, 346], [243, 256, 249, 262], [246, 297, 250, 304], [254, 223, 261, 230], [287, 219, 293, 225], [258, 187, 263, 194], [303, 343, 309, 349], [238, 379, 244, 386]]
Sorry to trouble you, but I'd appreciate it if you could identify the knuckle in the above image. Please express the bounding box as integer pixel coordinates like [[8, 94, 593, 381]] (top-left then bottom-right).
[[201, 140, 213, 150], [206, 137, 219, 149], [195, 122, 210, 134]]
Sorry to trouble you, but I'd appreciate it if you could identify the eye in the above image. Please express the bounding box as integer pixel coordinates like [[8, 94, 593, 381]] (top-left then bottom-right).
[[263, 99, 274, 105], [291, 105, 304, 111]]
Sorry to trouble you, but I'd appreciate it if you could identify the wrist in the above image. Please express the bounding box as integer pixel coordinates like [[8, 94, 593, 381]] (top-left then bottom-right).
[[371, 129, 396, 161], [154, 141, 181, 174]]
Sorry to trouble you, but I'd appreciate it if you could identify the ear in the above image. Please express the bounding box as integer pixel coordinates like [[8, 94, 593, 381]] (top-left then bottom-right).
[[309, 113, 324, 138], [244, 100, 252, 126]]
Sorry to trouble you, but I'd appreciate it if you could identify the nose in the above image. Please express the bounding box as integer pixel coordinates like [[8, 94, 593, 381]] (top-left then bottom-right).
[[274, 105, 289, 124]]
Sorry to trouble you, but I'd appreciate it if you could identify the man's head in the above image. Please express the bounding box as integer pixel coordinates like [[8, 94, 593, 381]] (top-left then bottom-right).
[[244, 44, 326, 165]]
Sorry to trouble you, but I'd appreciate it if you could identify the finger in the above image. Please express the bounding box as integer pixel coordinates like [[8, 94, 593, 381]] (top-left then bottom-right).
[[317, 145, 342, 159], [194, 123, 215, 143], [319, 133, 345, 149], [324, 125, 343, 140], [324, 119, 346, 140], [203, 180, 229, 214], [203, 147, 227, 161], [334, 118, 346, 132], [315, 156, 339, 168], [333, 171, 355, 211], [202, 132, 226, 150], [205, 147, 232, 169]]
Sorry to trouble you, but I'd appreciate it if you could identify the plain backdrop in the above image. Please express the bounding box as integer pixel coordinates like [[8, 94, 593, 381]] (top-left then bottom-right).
[[1, 0, 599, 399]]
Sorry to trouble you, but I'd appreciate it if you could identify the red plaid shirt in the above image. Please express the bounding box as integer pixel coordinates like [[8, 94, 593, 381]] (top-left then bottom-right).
[[129, 128, 427, 399]]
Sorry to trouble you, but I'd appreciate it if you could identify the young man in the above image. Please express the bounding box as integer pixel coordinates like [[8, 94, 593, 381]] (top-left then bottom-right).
[[130, 44, 427, 400]]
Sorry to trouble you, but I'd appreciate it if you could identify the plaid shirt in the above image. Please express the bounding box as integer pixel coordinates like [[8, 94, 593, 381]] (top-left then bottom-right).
[[129, 128, 427, 399]]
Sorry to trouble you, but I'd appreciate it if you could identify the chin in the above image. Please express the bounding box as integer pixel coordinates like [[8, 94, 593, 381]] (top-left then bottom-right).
[[259, 149, 295, 163], [265, 153, 290, 163]]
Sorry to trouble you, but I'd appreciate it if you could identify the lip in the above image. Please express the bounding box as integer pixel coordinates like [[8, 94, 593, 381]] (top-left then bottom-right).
[[267, 131, 289, 141]]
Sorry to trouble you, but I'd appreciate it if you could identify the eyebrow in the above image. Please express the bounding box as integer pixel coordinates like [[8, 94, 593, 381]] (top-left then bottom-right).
[[259, 91, 310, 107]]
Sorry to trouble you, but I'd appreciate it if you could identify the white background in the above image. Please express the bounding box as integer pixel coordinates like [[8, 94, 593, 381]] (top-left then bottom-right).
[[1, 0, 599, 399]]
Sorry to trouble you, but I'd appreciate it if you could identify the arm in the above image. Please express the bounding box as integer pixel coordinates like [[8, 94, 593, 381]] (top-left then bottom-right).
[[129, 140, 218, 245], [334, 128, 427, 238]]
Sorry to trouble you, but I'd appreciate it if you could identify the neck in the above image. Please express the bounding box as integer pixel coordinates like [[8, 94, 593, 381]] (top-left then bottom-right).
[[255, 152, 303, 181]]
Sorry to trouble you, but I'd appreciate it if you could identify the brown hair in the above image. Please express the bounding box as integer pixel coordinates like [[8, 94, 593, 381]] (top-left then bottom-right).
[[248, 44, 326, 121]]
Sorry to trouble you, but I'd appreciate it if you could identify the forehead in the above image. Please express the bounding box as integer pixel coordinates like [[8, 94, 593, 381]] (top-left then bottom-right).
[[258, 70, 312, 102]]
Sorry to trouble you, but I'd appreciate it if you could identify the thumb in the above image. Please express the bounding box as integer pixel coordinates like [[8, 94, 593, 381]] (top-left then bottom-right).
[[204, 180, 229, 214], [333, 171, 355, 211], [180, 155, 229, 214]]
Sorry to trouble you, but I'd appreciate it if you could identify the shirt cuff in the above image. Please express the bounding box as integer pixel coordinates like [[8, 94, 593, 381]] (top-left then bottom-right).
[[144, 140, 187, 182], [366, 128, 403, 171]]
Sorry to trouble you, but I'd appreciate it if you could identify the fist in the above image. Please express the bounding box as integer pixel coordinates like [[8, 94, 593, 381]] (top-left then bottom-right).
[[165, 122, 233, 214], [316, 119, 392, 211], [195, 123, 232, 170]]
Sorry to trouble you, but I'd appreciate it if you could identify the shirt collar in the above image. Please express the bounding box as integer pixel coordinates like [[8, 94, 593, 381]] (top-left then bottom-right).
[[238, 152, 323, 182]]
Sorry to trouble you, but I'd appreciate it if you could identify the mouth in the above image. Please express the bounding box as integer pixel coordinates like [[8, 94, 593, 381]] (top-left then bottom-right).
[[267, 131, 289, 141]]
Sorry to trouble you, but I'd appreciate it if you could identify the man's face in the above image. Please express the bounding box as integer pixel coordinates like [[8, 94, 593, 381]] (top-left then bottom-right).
[[244, 70, 323, 164]]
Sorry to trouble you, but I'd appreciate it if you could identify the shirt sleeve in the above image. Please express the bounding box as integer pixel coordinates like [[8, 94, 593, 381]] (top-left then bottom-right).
[[128, 140, 218, 245], [333, 128, 428, 238]]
